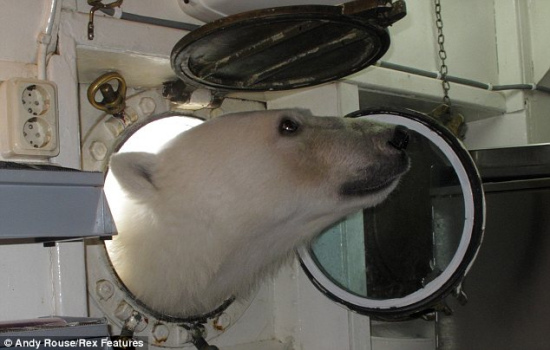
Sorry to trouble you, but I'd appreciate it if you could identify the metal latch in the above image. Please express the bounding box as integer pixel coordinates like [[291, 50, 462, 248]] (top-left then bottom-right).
[[87, 71, 127, 120]]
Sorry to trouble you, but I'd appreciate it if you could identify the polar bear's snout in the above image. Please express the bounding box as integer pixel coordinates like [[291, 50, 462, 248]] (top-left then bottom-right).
[[338, 122, 410, 199], [389, 125, 410, 151]]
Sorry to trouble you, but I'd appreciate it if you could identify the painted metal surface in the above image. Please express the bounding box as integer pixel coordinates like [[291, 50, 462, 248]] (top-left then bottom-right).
[[0, 164, 115, 241], [437, 148, 550, 349]]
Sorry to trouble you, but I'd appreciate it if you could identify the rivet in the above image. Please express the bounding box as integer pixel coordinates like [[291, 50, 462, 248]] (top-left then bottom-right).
[[95, 279, 114, 300], [90, 141, 108, 161], [152, 323, 170, 343]]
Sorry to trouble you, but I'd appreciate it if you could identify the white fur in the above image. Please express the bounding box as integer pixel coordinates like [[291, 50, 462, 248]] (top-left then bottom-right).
[[107, 109, 408, 318]]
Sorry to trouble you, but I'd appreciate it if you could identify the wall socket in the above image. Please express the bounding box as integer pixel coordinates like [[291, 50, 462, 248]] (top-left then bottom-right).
[[0, 78, 59, 158]]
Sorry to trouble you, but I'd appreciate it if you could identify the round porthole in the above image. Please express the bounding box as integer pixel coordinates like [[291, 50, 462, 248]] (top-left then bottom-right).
[[298, 107, 485, 320], [84, 110, 254, 347]]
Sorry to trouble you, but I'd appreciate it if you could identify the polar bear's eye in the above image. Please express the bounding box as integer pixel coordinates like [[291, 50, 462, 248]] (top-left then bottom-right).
[[279, 118, 301, 135]]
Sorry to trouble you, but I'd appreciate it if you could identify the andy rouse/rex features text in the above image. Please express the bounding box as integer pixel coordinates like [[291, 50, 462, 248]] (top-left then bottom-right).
[[1, 337, 145, 349]]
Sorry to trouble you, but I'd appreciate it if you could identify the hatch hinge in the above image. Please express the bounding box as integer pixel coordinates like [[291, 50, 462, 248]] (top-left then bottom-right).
[[341, 0, 407, 26], [162, 80, 223, 110]]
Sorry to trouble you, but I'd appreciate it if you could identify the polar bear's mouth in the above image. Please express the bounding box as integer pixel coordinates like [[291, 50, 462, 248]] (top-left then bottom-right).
[[339, 156, 410, 197], [339, 175, 402, 197]]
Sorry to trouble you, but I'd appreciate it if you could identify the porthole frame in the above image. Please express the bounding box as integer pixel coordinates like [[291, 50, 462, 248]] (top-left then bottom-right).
[[298, 107, 485, 321], [82, 92, 255, 347]]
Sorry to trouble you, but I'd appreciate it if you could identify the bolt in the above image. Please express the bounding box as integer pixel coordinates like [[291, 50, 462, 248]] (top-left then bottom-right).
[[96, 279, 114, 300], [213, 313, 231, 331], [90, 141, 108, 161], [210, 108, 225, 119], [114, 301, 134, 321], [188, 88, 212, 109], [152, 323, 170, 343], [123, 107, 138, 125], [138, 97, 156, 117], [123, 311, 147, 333], [134, 315, 148, 333], [177, 326, 191, 344], [105, 117, 125, 137]]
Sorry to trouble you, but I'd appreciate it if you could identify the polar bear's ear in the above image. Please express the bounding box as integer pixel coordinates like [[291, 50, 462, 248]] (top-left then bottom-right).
[[109, 152, 159, 200]]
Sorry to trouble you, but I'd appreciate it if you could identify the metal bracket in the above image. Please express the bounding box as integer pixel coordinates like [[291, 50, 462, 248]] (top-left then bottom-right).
[[185, 324, 219, 350], [452, 283, 468, 306], [341, 0, 407, 26], [162, 80, 224, 109], [87, 0, 124, 40]]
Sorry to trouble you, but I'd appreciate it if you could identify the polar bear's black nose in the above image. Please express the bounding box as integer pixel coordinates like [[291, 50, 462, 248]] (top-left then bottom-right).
[[389, 125, 409, 151]]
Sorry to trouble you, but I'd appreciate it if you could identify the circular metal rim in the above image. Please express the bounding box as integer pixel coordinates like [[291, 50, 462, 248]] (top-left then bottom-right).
[[105, 113, 237, 323], [83, 105, 255, 347], [298, 107, 485, 320], [171, 5, 390, 92], [110, 111, 204, 155]]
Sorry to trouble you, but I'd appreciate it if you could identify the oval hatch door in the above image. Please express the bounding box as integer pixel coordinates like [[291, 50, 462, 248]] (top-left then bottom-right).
[[171, 1, 406, 92]]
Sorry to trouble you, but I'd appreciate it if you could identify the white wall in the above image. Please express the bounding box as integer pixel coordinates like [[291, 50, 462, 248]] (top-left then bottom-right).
[[383, 0, 498, 84], [527, 0, 550, 85], [0, 1, 49, 64], [524, 0, 550, 144], [473, 0, 550, 147]]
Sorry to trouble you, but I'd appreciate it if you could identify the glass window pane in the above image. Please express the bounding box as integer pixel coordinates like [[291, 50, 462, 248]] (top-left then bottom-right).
[[310, 129, 465, 300]]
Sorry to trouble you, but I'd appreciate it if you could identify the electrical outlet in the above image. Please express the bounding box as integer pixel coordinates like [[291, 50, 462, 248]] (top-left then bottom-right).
[[0, 78, 59, 158]]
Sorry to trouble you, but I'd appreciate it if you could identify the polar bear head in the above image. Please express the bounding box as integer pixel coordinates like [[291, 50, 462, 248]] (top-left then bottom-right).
[[107, 108, 409, 318]]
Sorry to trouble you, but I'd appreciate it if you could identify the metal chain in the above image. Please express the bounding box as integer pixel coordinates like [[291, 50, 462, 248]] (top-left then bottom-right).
[[434, 0, 451, 108]]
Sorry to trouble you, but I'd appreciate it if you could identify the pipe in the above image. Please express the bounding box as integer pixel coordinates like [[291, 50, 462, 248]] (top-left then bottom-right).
[[376, 61, 550, 94], [99, 8, 200, 32], [377, 61, 438, 80], [37, 0, 59, 80]]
